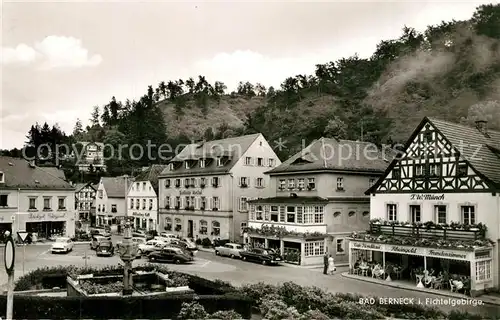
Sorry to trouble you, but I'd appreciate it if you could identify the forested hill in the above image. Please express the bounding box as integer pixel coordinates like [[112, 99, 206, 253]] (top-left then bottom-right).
[[9, 4, 500, 178]]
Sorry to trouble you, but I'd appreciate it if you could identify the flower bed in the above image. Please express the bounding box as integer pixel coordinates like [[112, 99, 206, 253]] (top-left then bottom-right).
[[244, 224, 325, 239], [370, 219, 487, 234]]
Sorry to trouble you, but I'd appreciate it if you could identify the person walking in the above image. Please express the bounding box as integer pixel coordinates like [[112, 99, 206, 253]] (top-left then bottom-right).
[[328, 255, 336, 275], [323, 252, 329, 275]]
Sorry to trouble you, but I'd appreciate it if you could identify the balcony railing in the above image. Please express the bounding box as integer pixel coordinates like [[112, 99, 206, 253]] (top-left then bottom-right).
[[369, 220, 486, 241]]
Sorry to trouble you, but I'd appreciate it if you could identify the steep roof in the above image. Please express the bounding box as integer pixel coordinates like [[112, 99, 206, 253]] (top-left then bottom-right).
[[74, 182, 96, 193], [366, 117, 500, 194], [101, 176, 134, 198], [159, 133, 261, 177], [428, 117, 500, 186], [266, 137, 393, 175], [39, 167, 66, 181], [0, 156, 74, 190], [134, 164, 168, 193]]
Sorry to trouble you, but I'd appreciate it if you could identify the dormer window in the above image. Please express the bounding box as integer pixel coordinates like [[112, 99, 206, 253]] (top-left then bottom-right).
[[200, 159, 205, 168], [169, 163, 174, 171], [185, 162, 190, 169], [288, 179, 295, 189], [217, 157, 223, 167], [336, 177, 344, 190], [0, 171, 4, 183], [424, 131, 433, 143]]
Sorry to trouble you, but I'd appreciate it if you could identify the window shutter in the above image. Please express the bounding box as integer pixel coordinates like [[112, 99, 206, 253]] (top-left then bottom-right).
[[209, 198, 213, 210], [238, 177, 241, 186]]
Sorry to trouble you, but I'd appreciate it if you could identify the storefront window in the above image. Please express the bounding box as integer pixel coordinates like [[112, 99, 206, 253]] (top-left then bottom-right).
[[212, 221, 220, 236], [475, 260, 492, 282], [165, 217, 172, 231], [199, 220, 208, 235], [175, 218, 182, 231], [304, 241, 324, 257]]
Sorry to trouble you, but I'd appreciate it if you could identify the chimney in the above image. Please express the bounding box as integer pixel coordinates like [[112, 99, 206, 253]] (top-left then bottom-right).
[[475, 120, 488, 136]]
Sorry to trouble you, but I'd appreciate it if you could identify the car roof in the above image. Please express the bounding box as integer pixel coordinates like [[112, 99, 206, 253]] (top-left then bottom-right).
[[225, 243, 242, 246], [56, 237, 70, 241]]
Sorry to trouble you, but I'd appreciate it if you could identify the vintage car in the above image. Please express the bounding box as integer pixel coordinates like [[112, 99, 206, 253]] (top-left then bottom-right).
[[96, 240, 114, 257], [148, 247, 194, 264], [214, 243, 245, 258], [90, 235, 112, 250], [137, 239, 166, 255], [159, 232, 177, 240], [51, 237, 74, 254], [239, 248, 282, 265]]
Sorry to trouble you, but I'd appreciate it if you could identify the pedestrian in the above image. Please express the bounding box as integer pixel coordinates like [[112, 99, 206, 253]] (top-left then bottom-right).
[[323, 252, 329, 275], [328, 255, 336, 275]]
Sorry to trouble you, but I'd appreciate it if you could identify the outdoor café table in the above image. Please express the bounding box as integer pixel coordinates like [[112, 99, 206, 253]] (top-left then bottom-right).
[[359, 265, 370, 276]]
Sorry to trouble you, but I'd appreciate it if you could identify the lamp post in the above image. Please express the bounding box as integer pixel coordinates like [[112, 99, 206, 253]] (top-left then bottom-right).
[[118, 220, 137, 295]]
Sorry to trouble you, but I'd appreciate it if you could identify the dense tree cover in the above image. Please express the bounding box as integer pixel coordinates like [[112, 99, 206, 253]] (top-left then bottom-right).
[[4, 4, 499, 178]]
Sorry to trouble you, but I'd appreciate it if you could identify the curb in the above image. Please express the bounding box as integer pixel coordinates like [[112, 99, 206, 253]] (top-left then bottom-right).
[[341, 272, 500, 306], [19, 241, 91, 246]]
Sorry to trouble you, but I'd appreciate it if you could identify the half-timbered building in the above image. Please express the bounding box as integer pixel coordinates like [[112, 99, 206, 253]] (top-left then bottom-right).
[[354, 117, 500, 296]]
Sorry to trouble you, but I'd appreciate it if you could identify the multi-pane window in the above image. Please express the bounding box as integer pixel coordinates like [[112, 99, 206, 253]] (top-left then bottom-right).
[[279, 179, 286, 190], [457, 164, 468, 177], [175, 218, 182, 231], [212, 177, 220, 187], [239, 197, 248, 212], [429, 164, 441, 177], [461, 206, 475, 224], [184, 179, 190, 187], [410, 205, 421, 222], [201, 197, 206, 209], [297, 178, 305, 189], [216, 158, 223, 166], [175, 179, 181, 187], [142, 199, 146, 209], [256, 206, 263, 220], [199, 220, 208, 235], [29, 197, 37, 210], [336, 177, 344, 190], [111, 204, 117, 213], [149, 199, 153, 210], [135, 199, 140, 209], [239, 177, 249, 187], [130, 199, 134, 209], [314, 206, 324, 223], [392, 168, 400, 179], [268, 158, 275, 167], [175, 197, 181, 208], [165, 217, 172, 231], [303, 207, 314, 224], [476, 260, 492, 281], [270, 206, 279, 222], [286, 206, 295, 223], [307, 178, 315, 190], [264, 205, 270, 221], [245, 157, 252, 165], [199, 159, 205, 168], [304, 241, 325, 257], [185, 197, 191, 208], [190, 178, 195, 187], [415, 165, 424, 177], [288, 179, 295, 189], [58, 197, 66, 210], [256, 178, 264, 188], [434, 205, 447, 224], [212, 197, 220, 210], [165, 197, 171, 208], [387, 204, 397, 221], [212, 221, 220, 236], [43, 197, 51, 210]]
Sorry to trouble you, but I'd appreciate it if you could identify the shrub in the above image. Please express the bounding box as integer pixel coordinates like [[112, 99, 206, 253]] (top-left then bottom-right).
[[210, 310, 243, 320], [80, 280, 123, 294], [15, 265, 77, 291], [299, 309, 332, 320], [201, 237, 212, 247], [195, 238, 202, 245], [240, 282, 279, 305], [178, 301, 209, 319], [448, 310, 484, 320]]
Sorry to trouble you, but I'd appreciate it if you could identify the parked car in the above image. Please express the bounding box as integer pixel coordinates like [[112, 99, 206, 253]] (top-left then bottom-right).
[[51, 237, 74, 254], [240, 248, 282, 265], [148, 247, 194, 264], [159, 232, 177, 240], [132, 230, 147, 238], [212, 238, 231, 248], [116, 237, 145, 258], [90, 235, 112, 250], [180, 238, 198, 250], [96, 240, 114, 257], [168, 239, 198, 254], [90, 229, 111, 238], [215, 243, 245, 258], [137, 239, 166, 255]]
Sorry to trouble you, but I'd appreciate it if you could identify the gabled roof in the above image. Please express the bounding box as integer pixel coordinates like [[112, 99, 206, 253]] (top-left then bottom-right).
[[101, 176, 134, 198], [366, 117, 500, 194], [74, 182, 96, 193], [39, 167, 66, 181], [266, 137, 393, 175], [134, 164, 169, 193], [0, 156, 73, 190], [159, 133, 261, 177]]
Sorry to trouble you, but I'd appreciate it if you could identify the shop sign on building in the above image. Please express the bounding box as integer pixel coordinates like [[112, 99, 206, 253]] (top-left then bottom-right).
[[132, 212, 151, 217], [28, 212, 46, 220], [351, 241, 383, 251], [48, 212, 66, 219], [410, 194, 445, 201], [427, 249, 469, 260], [387, 245, 425, 256], [180, 190, 203, 195]]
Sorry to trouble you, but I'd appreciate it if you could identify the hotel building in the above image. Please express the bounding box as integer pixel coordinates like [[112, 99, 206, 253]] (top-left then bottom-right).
[[354, 117, 500, 296], [158, 133, 281, 242], [95, 176, 133, 229], [246, 137, 391, 266]]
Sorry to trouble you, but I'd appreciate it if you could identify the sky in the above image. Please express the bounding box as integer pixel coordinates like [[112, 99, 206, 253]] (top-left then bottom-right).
[[1, 0, 490, 150]]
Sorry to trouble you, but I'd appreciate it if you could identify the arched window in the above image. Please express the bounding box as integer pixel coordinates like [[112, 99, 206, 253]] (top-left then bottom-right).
[[212, 221, 220, 236], [175, 218, 182, 231], [333, 211, 341, 217], [348, 211, 356, 217], [165, 217, 172, 231], [362, 211, 370, 217], [199, 220, 208, 235]]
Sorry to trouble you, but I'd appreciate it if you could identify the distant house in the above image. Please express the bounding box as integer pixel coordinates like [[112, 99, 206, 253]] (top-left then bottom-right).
[[127, 165, 168, 231], [95, 176, 134, 228], [0, 156, 77, 240], [73, 141, 106, 172], [74, 183, 96, 222]]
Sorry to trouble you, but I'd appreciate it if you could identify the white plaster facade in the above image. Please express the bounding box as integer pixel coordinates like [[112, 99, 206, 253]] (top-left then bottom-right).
[[126, 180, 158, 231]]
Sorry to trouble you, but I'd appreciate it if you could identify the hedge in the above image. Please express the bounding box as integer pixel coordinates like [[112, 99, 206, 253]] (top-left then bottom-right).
[[0, 293, 252, 319]]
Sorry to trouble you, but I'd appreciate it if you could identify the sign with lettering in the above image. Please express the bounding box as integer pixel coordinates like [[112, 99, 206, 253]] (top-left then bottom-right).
[[132, 212, 150, 218], [428, 249, 469, 260], [180, 190, 202, 195], [410, 194, 445, 201], [351, 242, 382, 251], [475, 250, 491, 259], [388, 245, 425, 255], [48, 212, 66, 219], [28, 212, 46, 220]]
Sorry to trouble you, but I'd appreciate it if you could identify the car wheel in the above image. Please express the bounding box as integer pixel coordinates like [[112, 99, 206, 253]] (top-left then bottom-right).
[[230, 254, 235, 259], [150, 256, 155, 261], [175, 259, 181, 264], [262, 260, 267, 265], [215, 250, 219, 255], [242, 256, 246, 261]]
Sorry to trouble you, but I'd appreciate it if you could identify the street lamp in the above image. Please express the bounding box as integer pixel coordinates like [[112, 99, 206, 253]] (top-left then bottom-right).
[[118, 220, 137, 295]]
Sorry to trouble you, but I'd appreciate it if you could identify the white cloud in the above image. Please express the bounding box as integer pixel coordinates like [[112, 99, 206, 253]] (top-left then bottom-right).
[[1, 36, 102, 69], [1, 44, 37, 65]]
